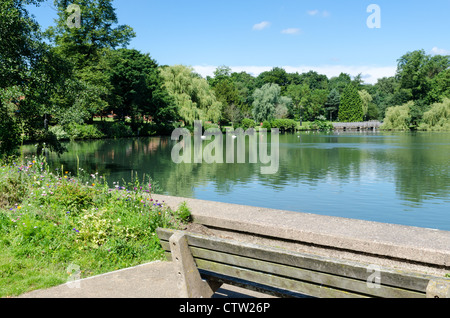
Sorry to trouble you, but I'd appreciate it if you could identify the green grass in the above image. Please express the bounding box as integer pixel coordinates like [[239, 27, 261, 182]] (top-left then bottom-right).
[[0, 156, 191, 297]]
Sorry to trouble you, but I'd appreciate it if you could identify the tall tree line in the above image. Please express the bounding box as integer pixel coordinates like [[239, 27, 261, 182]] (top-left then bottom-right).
[[1, 1, 449, 159]]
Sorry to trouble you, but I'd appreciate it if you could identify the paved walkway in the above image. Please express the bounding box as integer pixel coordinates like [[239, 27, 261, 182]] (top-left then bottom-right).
[[17, 260, 268, 298]]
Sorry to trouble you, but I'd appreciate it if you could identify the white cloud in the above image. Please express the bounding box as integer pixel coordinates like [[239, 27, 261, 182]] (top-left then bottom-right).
[[281, 28, 301, 35], [252, 21, 271, 31], [192, 65, 397, 85], [307, 9, 330, 17], [430, 47, 450, 55]]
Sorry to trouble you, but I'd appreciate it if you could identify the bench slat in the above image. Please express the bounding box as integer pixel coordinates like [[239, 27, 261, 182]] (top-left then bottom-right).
[[196, 258, 367, 298], [190, 246, 424, 298], [160, 239, 424, 298], [156, 228, 448, 298], [175, 230, 432, 292]]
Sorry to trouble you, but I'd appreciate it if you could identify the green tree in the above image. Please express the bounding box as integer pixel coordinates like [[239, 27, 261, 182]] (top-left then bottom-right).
[[252, 83, 292, 123], [426, 69, 450, 104], [285, 84, 303, 119], [255, 67, 290, 93], [372, 76, 412, 120], [325, 88, 340, 121], [0, 89, 21, 157], [381, 102, 412, 131], [298, 83, 312, 121], [159, 65, 222, 125], [46, 0, 136, 122], [339, 84, 364, 122], [0, 0, 68, 157], [298, 71, 329, 91], [230, 71, 256, 115], [305, 89, 328, 121], [420, 98, 450, 131], [329, 73, 352, 94], [107, 49, 176, 126], [209, 66, 242, 124], [47, 0, 135, 69], [396, 49, 449, 101], [358, 90, 373, 120]]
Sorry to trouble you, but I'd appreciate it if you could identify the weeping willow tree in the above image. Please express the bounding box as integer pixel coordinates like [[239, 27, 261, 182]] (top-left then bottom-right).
[[419, 98, 450, 131], [159, 65, 222, 125], [380, 102, 412, 131]]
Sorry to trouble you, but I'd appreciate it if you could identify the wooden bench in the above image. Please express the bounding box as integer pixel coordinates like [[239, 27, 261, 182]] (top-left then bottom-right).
[[156, 227, 450, 298]]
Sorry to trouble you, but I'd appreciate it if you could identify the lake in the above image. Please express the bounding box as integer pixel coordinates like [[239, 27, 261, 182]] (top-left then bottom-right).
[[23, 131, 450, 231]]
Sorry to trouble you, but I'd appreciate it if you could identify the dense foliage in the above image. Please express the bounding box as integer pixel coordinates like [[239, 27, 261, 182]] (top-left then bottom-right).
[[1, 2, 449, 159], [339, 84, 364, 123]]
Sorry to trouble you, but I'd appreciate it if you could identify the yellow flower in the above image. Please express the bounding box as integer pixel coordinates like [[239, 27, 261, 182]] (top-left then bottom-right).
[[92, 183, 95, 186], [17, 206, 22, 209]]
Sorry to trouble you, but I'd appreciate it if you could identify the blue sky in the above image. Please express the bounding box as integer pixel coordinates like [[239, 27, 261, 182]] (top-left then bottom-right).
[[29, 0, 450, 84]]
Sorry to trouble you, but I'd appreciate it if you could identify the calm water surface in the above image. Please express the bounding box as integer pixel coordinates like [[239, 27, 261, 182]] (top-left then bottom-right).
[[23, 131, 450, 231]]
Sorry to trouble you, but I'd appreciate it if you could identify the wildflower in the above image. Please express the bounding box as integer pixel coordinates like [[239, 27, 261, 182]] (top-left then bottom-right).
[[17, 206, 22, 209], [92, 183, 95, 186]]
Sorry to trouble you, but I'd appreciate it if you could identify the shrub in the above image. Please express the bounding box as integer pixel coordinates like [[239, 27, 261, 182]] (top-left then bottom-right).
[[270, 119, 297, 132], [174, 201, 192, 223], [313, 115, 334, 132], [136, 122, 157, 137], [65, 123, 105, 140], [261, 121, 271, 130], [48, 126, 69, 141], [98, 121, 133, 138], [240, 118, 256, 130]]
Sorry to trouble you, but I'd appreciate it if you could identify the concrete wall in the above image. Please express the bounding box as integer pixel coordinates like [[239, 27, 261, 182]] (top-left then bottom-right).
[[153, 194, 450, 277]]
